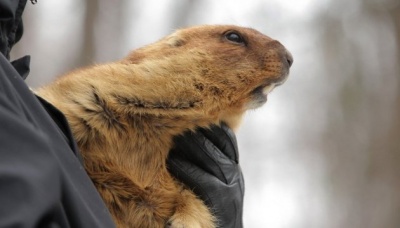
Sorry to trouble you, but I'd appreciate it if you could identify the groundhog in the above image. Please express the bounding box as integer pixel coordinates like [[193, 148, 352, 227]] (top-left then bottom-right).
[[35, 25, 293, 228]]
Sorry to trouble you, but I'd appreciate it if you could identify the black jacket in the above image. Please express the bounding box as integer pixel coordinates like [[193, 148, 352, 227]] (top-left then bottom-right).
[[0, 1, 244, 227], [0, 1, 115, 227]]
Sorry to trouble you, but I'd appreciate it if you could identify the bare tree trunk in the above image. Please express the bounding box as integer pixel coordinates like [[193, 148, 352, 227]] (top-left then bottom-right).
[[71, 0, 98, 68], [315, 1, 400, 227], [168, 0, 198, 28]]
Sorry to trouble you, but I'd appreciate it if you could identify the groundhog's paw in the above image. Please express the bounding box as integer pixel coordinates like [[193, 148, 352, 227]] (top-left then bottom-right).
[[166, 214, 214, 228], [166, 189, 216, 228]]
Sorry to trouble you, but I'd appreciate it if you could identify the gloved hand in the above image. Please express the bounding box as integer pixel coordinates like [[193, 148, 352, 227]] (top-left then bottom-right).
[[167, 123, 244, 228]]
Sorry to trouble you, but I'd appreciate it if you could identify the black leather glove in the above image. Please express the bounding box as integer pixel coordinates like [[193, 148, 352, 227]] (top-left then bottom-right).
[[167, 123, 244, 228]]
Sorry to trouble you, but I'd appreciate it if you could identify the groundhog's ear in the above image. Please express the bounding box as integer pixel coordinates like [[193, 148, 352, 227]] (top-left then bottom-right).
[[166, 35, 186, 47], [121, 51, 145, 64]]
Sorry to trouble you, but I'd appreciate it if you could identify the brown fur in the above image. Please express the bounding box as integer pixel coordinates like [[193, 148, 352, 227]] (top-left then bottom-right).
[[35, 25, 292, 228]]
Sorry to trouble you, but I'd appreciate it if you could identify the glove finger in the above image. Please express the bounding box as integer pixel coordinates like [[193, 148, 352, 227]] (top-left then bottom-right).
[[167, 154, 245, 228], [167, 153, 221, 208], [170, 130, 231, 182], [199, 123, 239, 163]]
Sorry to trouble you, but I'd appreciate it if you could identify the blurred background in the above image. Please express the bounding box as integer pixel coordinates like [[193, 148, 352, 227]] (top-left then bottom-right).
[[12, 0, 400, 227]]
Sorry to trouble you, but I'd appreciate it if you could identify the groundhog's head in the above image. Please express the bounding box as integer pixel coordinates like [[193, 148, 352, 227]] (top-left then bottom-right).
[[122, 25, 292, 123]]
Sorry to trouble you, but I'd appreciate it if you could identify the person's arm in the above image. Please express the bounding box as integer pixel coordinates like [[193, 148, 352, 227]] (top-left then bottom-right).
[[168, 123, 244, 228], [0, 60, 63, 227], [0, 54, 116, 228]]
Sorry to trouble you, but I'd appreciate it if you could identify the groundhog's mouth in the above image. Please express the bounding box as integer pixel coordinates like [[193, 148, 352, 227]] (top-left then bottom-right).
[[245, 63, 290, 109], [247, 82, 282, 110]]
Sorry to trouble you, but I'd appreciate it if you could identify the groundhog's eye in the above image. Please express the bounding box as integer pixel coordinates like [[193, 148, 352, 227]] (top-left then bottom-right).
[[225, 31, 245, 45]]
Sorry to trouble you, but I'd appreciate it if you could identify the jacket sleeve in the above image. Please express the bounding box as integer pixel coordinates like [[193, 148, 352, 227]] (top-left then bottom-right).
[[0, 54, 115, 228], [0, 108, 63, 227], [167, 123, 244, 228], [0, 58, 64, 227]]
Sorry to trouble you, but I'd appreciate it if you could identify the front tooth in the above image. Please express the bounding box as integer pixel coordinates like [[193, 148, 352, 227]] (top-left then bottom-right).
[[262, 84, 275, 95]]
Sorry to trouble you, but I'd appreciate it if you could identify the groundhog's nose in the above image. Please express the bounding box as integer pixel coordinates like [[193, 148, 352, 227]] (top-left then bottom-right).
[[285, 50, 293, 67], [268, 40, 293, 68]]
